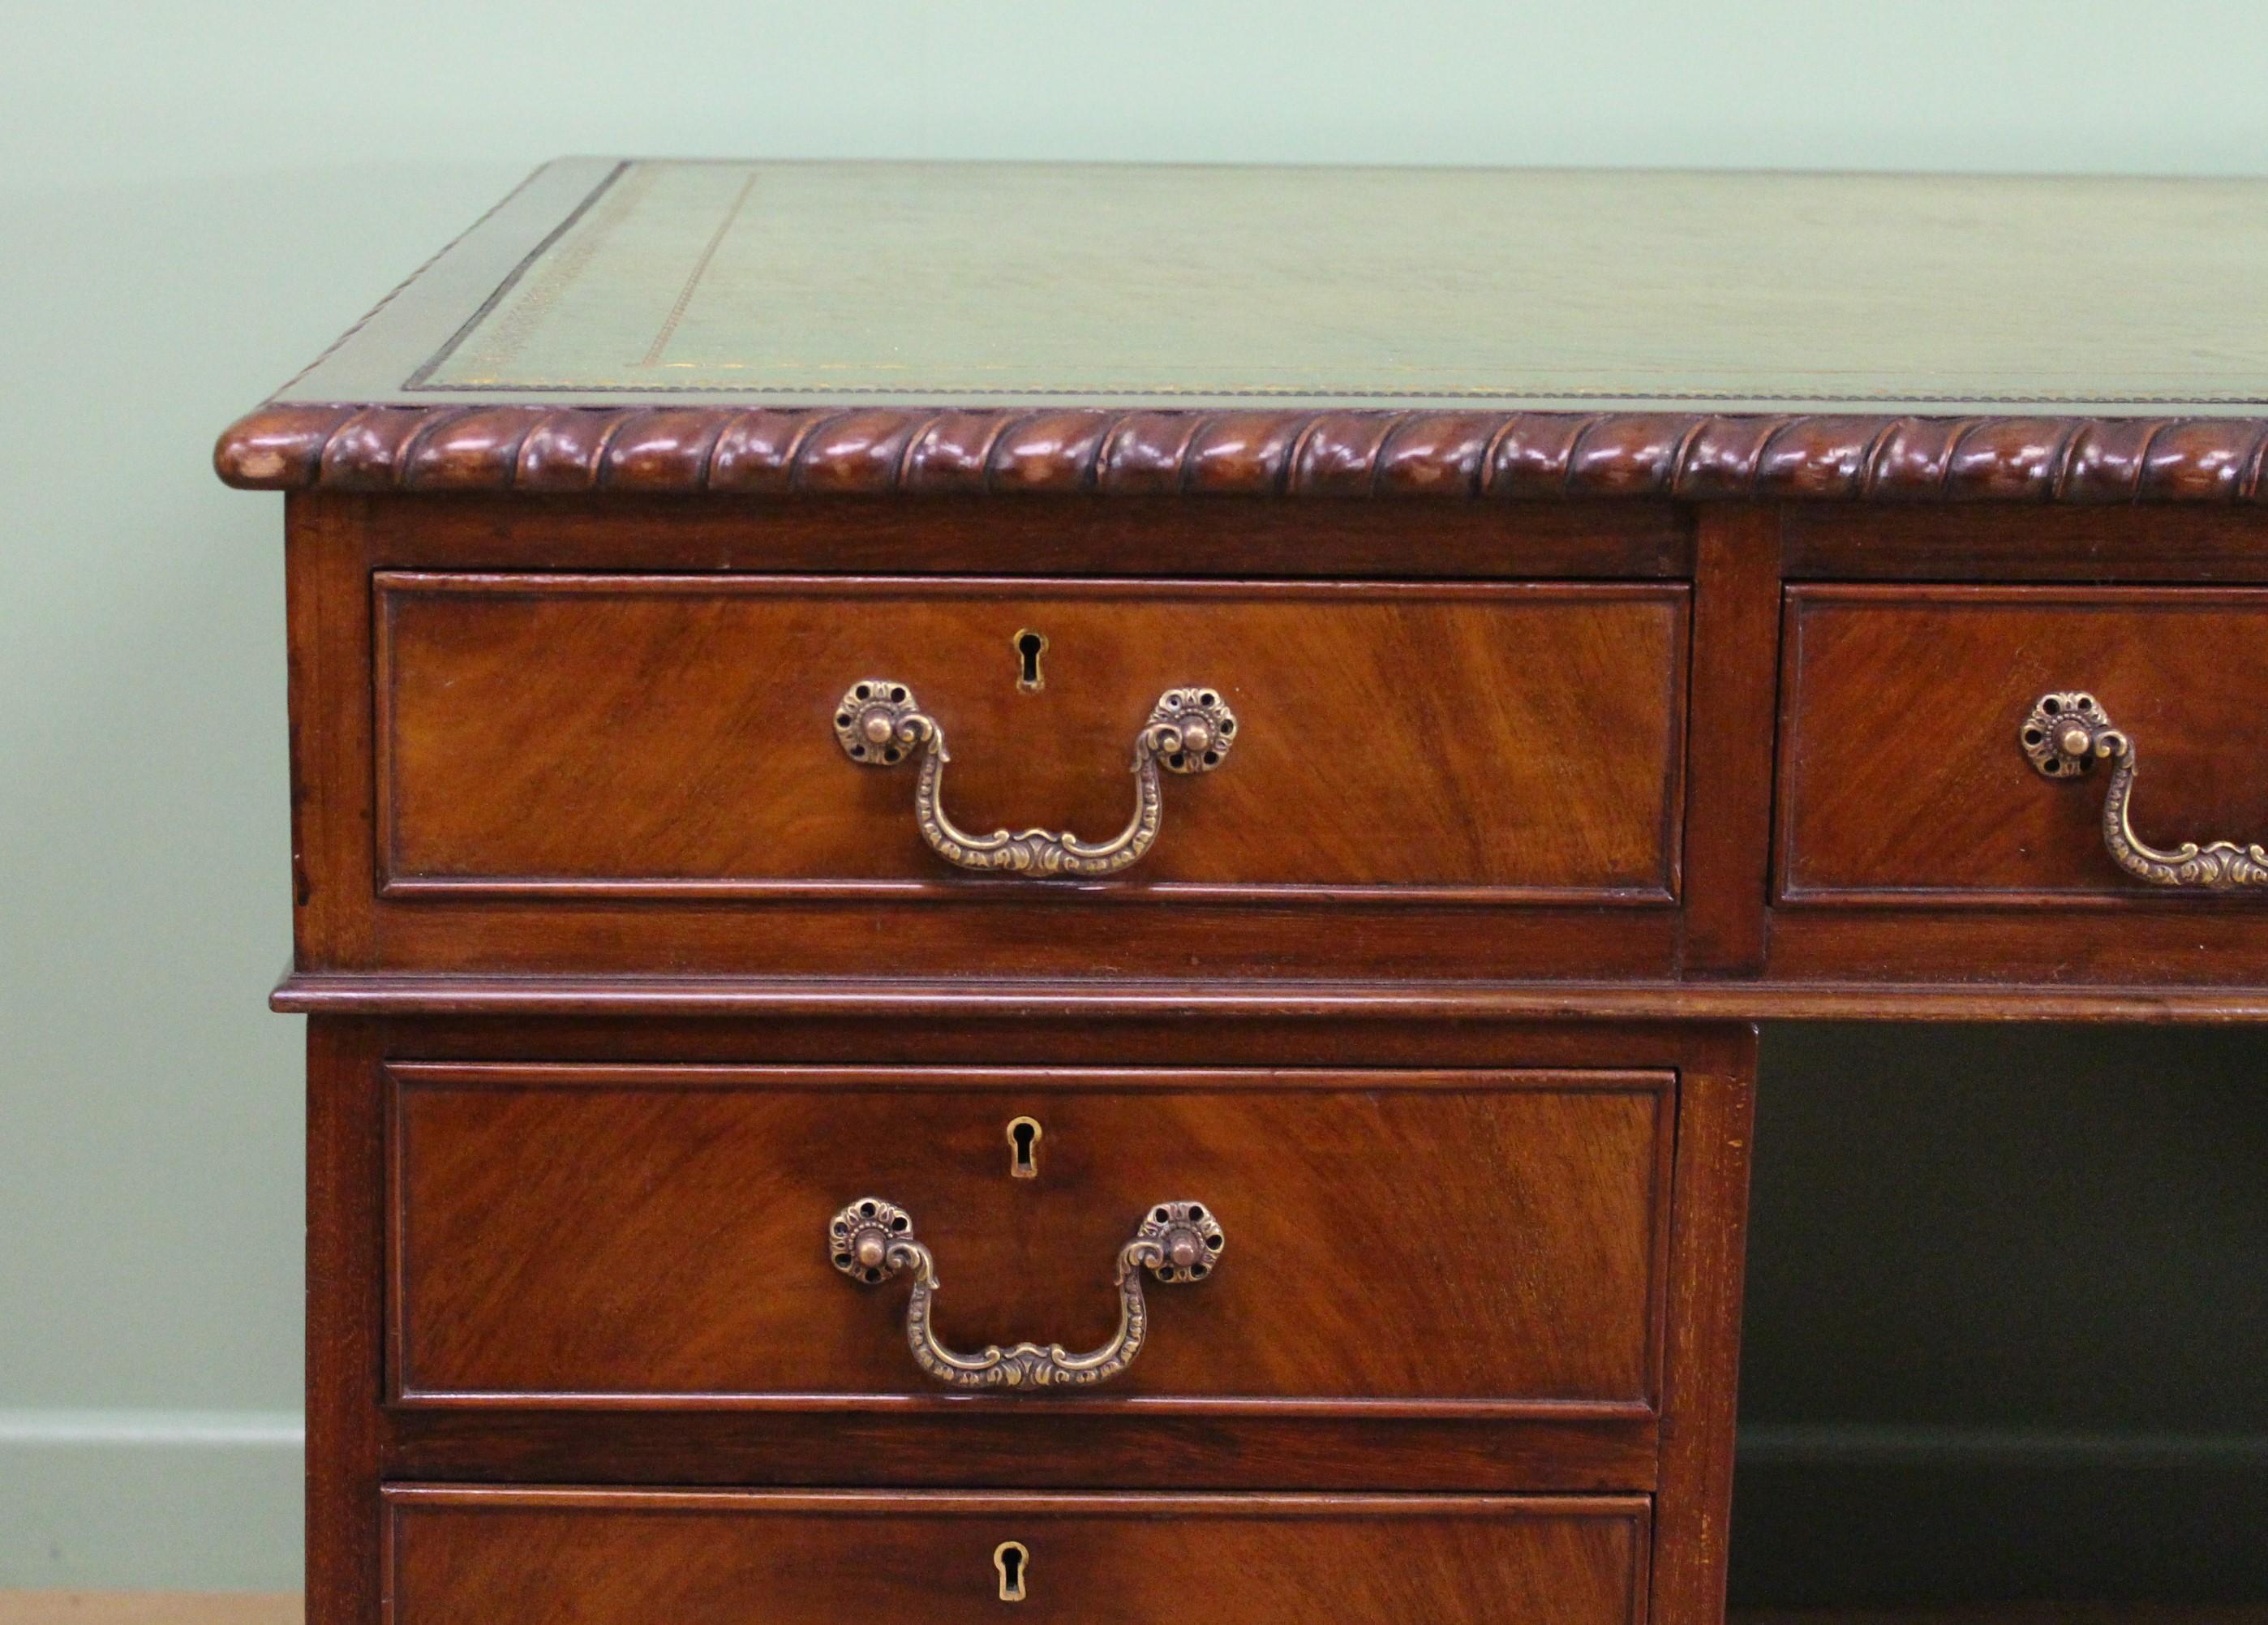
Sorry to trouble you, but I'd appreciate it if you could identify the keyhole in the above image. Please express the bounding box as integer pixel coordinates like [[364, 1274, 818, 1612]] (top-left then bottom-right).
[[994, 1540, 1029, 1602], [1006, 1116, 1042, 1179], [1015, 630, 1048, 692]]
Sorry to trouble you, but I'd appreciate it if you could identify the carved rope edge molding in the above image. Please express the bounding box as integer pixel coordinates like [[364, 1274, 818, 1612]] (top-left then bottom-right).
[[217, 405, 2268, 502]]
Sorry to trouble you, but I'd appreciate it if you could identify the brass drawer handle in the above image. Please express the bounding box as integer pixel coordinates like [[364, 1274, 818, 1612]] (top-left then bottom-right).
[[828, 1197, 1225, 1390], [2025, 691, 2268, 888], [834, 681, 1238, 876]]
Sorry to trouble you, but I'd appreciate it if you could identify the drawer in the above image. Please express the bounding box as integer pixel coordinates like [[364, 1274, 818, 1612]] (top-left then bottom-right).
[[382, 1486, 1652, 1625], [375, 574, 1687, 903], [388, 1066, 1673, 1414], [1778, 586, 2268, 905]]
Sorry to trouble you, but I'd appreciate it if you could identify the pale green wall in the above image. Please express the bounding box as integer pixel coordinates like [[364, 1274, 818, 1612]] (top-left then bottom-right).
[[3, 0, 2266, 1597]]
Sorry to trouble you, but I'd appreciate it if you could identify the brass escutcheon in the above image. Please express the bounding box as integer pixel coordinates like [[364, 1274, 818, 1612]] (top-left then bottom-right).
[[1014, 629, 1048, 692], [1006, 1116, 1042, 1179], [994, 1541, 1029, 1602]]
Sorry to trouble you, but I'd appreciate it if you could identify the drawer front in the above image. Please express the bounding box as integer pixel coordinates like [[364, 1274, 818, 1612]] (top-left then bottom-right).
[[1779, 586, 2268, 903], [383, 1487, 1651, 1625], [389, 1066, 1672, 1413], [376, 574, 1687, 901]]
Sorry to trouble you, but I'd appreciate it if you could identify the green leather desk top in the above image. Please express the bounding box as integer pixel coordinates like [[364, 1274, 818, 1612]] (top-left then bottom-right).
[[280, 158, 2268, 415]]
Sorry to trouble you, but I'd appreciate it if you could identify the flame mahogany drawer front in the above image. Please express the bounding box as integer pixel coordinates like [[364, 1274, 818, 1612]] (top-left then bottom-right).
[[387, 1065, 1673, 1416], [374, 574, 1689, 905], [381, 1488, 1652, 1625], [1778, 587, 2268, 905]]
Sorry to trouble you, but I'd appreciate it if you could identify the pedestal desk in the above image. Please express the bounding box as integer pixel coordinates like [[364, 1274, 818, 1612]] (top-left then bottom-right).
[[217, 160, 2268, 1624]]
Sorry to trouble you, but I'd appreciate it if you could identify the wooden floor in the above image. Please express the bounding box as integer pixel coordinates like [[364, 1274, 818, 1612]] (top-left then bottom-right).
[[3, 1598, 2265, 1624], [0, 1601, 299, 1625]]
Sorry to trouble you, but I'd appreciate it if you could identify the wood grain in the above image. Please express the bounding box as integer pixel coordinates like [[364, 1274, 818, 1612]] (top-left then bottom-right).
[[1651, 1025, 1759, 1625], [352, 1010, 1743, 1077], [388, 1065, 1672, 1412], [1681, 509, 1784, 974], [375, 574, 1688, 901], [326, 1014, 1724, 1497], [282, 494, 1688, 980], [1764, 907, 2268, 987], [358, 488, 1694, 581], [1778, 587, 2268, 901], [380, 1488, 1651, 1625], [377, 1406, 1660, 1493], [305, 1021, 383, 1625], [273, 972, 2268, 1022], [1781, 505, 2268, 583], [281, 494, 376, 968], [361, 893, 1682, 980]]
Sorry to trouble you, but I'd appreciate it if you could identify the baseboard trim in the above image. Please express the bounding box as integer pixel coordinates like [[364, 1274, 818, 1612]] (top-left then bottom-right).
[[0, 1409, 302, 1593], [0, 1593, 301, 1625], [0, 1410, 303, 1448]]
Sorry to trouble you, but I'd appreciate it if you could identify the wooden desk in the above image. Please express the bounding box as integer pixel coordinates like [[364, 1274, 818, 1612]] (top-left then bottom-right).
[[15, 1596, 2262, 1625], [218, 159, 2268, 1625]]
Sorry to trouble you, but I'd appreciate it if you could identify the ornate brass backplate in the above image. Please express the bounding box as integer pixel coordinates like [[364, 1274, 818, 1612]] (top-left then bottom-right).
[[827, 1197, 1226, 1391]]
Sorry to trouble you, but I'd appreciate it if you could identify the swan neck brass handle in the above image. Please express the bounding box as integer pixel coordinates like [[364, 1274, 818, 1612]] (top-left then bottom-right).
[[2024, 691, 2268, 889], [828, 1197, 1225, 1391], [834, 681, 1238, 877]]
